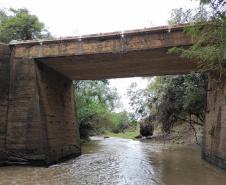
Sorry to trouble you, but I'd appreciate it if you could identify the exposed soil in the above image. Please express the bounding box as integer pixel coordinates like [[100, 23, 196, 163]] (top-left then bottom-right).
[[145, 123, 203, 147]]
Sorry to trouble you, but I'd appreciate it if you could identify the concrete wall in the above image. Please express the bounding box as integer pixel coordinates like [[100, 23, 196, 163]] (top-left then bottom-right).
[[35, 62, 81, 164], [6, 52, 47, 164], [0, 44, 10, 154], [1, 47, 80, 166], [202, 76, 226, 170]]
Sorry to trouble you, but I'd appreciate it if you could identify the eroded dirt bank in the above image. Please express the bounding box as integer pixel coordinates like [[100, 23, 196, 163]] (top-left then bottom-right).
[[144, 123, 203, 147]]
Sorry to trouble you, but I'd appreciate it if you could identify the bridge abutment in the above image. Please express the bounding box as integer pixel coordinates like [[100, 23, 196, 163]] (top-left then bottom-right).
[[0, 44, 10, 165], [35, 61, 81, 164], [0, 45, 80, 166], [202, 76, 226, 170]]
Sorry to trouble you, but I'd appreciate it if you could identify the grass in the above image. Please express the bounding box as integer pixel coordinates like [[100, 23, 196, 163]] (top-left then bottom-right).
[[103, 130, 140, 139]]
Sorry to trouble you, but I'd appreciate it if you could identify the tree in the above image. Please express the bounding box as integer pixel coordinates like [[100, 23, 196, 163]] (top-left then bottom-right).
[[0, 8, 7, 23], [127, 73, 208, 135], [74, 80, 119, 139], [156, 73, 208, 133], [111, 111, 130, 134], [0, 8, 51, 43], [127, 77, 159, 136], [168, 0, 226, 87], [127, 78, 154, 120]]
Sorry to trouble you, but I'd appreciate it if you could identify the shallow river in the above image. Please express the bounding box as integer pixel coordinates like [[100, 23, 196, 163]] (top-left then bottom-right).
[[0, 137, 226, 185]]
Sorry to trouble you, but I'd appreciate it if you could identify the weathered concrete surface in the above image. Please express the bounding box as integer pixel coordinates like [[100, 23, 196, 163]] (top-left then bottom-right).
[[202, 76, 226, 170], [0, 44, 10, 164], [35, 62, 81, 164], [1, 46, 80, 166], [11, 25, 198, 80], [6, 56, 46, 159]]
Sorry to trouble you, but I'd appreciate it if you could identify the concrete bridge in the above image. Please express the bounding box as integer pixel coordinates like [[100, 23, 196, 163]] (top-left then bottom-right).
[[0, 24, 225, 169]]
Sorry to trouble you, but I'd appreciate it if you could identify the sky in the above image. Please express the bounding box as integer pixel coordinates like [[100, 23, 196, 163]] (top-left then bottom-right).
[[0, 0, 200, 37], [0, 0, 200, 112]]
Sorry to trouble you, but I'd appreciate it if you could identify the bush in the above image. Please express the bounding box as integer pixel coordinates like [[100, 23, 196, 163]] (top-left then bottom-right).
[[140, 123, 154, 137]]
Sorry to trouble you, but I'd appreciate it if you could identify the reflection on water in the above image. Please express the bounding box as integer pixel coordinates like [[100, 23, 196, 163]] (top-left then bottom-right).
[[0, 137, 226, 185]]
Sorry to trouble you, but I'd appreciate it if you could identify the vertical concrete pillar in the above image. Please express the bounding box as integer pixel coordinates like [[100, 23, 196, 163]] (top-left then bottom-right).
[[6, 54, 47, 165], [0, 44, 10, 164], [202, 76, 226, 170], [4, 47, 80, 166], [35, 62, 81, 164]]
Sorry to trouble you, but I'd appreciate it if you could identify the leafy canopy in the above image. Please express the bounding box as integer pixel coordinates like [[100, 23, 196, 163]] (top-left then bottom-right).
[[168, 0, 226, 86], [156, 74, 208, 132], [0, 8, 51, 43], [127, 73, 208, 133], [74, 79, 137, 139], [74, 80, 120, 139]]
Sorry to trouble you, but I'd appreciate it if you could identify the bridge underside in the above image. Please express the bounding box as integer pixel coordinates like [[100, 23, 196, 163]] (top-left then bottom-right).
[[37, 48, 196, 80], [0, 25, 226, 169]]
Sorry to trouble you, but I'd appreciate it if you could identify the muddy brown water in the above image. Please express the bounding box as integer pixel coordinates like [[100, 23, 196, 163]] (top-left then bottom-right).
[[0, 137, 226, 185]]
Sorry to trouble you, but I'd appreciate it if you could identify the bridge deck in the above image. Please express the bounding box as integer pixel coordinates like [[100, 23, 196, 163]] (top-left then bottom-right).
[[10, 24, 197, 79]]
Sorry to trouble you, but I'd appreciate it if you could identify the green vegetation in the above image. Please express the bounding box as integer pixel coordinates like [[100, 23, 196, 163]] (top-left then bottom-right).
[[127, 74, 208, 134], [74, 79, 117, 139], [208, 126, 215, 136], [74, 80, 138, 140], [104, 130, 140, 140], [168, 0, 226, 88], [0, 8, 51, 43], [157, 74, 208, 132]]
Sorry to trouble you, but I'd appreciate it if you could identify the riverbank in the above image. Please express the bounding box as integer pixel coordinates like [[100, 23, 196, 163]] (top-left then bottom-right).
[[103, 130, 140, 139], [151, 123, 203, 147], [103, 123, 203, 147]]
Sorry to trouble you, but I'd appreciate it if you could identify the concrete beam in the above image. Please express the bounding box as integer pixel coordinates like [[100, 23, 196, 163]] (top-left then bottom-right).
[[10, 24, 198, 80]]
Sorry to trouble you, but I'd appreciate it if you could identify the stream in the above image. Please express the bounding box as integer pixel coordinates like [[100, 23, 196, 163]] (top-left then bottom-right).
[[0, 137, 226, 185]]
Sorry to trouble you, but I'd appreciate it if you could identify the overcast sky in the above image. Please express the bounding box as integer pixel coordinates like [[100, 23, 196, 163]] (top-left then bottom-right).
[[0, 0, 200, 37], [0, 0, 200, 112]]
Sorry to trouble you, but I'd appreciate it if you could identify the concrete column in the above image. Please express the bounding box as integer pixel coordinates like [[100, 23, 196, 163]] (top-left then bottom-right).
[[202, 75, 226, 170], [0, 44, 10, 165], [3, 47, 80, 166], [35, 62, 81, 164], [6, 53, 47, 165]]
